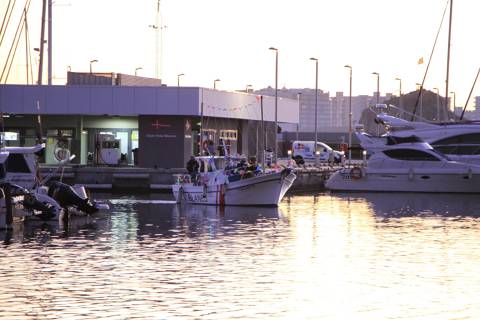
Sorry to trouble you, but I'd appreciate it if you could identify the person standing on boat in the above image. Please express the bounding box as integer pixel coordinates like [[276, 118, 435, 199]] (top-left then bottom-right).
[[186, 156, 200, 182]]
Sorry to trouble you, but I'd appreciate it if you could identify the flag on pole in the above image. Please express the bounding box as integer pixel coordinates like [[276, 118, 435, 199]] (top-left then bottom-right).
[[417, 57, 424, 65]]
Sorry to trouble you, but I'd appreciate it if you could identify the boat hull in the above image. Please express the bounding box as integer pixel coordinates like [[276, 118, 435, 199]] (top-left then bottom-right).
[[326, 167, 480, 193], [172, 170, 296, 206]]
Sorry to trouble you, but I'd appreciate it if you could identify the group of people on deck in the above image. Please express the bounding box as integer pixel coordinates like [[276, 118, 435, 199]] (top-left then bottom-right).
[[186, 155, 261, 183]]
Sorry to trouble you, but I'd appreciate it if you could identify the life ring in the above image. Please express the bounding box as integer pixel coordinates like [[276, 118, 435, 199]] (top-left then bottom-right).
[[350, 166, 363, 180]]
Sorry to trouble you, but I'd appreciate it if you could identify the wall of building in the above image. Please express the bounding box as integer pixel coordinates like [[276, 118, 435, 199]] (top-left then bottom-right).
[[138, 115, 188, 168]]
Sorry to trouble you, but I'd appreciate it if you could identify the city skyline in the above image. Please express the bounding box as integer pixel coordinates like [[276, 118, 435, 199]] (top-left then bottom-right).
[[1, 0, 479, 108]]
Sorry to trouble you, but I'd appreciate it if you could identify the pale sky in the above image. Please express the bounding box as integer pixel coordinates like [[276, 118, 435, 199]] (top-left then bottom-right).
[[1, 0, 479, 107]]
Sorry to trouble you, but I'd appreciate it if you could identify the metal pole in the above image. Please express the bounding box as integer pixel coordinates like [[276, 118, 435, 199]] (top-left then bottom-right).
[[445, 0, 453, 113], [274, 50, 278, 164], [269, 47, 278, 164], [3, 183, 13, 229], [345, 65, 353, 165], [38, 0, 47, 84], [310, 58, 318, 166], [47, 0, 52, 85], [200, 89, 204, 155], [395, 77, 402, 118], [260, 95, 265, 170]]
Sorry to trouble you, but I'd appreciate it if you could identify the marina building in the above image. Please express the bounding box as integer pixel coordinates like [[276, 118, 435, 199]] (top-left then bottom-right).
[[0, 80, 298, 169]]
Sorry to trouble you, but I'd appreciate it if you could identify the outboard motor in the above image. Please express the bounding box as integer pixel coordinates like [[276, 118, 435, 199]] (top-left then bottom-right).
[[46, 181, 98, 214], [22, 193, 58, 221]]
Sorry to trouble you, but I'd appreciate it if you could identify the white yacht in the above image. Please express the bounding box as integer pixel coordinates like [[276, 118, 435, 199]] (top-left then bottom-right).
[[372, 109, 480, 164], [326, 133, 480, 193], [172, 156, 297, 206]]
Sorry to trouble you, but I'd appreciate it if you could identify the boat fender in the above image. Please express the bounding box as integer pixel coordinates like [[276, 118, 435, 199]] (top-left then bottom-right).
[[468, 167, 473, 179], [203, 184, 208, 198], [408, 168, 414, 181], [350, 167, 363, 180]]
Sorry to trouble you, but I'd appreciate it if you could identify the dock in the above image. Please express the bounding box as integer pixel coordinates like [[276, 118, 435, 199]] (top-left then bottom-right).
[[39, 164, 342, 193]]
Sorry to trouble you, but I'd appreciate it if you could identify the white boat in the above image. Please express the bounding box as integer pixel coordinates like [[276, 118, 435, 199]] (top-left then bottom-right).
[[172, 156, 297, 206], [326, 133, 480, 193], [4, 143, 108, 216], [371, 109, 480, 164]]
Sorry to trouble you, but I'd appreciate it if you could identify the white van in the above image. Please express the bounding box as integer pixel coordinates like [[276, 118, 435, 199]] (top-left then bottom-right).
[[291, 141, 344, 164]]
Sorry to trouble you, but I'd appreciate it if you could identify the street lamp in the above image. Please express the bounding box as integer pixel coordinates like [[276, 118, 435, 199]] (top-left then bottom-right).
[[450, 91, 456, 115], [372, 72, 379, 104], [269, 46, 278, 164], [345, 65, 353, 165], [177, 73, 184, 86], [89, 59, 98, 74], [416, 83, 423, 119], [213, 78, 220, 90], [310, 57, 319, 166], [433, 87, 440, 121], [245, 84, 252, 93], [135, 67, 143, 76], [395, 77, 403, 118]]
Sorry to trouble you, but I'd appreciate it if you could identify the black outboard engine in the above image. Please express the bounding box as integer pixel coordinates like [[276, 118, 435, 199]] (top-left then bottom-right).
[[22, 193, 57, 221], [46, 181, 98, 214]]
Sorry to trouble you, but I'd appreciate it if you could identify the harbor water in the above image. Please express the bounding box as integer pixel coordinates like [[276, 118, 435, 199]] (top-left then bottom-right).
[[1, 192, 480, 319]]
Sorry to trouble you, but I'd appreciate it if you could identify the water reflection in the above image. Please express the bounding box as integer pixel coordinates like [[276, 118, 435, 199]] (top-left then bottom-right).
[[0, 193, 479, 319], [330, 192, 480, 218]]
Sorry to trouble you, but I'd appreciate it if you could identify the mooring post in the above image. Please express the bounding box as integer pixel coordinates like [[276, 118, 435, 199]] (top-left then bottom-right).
[[2, 183, 13, 230]]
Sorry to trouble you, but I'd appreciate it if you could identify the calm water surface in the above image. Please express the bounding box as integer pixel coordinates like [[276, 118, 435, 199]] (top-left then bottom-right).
[[1, 192, 480, 319]]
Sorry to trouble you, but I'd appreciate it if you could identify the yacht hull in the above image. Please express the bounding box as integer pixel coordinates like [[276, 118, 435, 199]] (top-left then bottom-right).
[[326, 167, 480, 193], [172, 170, 296, 206]]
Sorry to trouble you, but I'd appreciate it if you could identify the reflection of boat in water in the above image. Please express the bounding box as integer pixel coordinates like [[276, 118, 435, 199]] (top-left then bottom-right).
[[330, 192, 480, 218], [326, 133, 480, 193], [1, 211, 109, 244], [172, 156, 296, 206], [173, 203, 281, 222]]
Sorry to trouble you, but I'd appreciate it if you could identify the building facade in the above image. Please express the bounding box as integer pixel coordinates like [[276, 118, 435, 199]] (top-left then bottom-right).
[[0, 84, 298, 168]]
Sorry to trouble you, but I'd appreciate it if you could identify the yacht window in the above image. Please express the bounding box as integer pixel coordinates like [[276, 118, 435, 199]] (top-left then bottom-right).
[[383, 149, 441, 161], [435, 145, 480, 156], [6, 154, 32, 173], [433, 133, 480, 145]]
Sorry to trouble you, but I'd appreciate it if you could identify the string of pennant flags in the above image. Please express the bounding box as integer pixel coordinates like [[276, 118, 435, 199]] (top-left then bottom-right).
[[205, 99, 260, 113]]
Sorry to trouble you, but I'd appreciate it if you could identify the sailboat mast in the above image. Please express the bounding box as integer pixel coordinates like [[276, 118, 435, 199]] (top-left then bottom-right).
[[37, 0, 46, 85], [445, 0, 453, 118]]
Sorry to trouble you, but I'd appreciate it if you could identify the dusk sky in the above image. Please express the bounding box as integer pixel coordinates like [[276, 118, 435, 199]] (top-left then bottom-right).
[[1, 0, 479, 107]]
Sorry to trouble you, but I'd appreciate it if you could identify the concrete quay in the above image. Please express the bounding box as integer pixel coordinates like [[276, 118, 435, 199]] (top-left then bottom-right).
[[39, 165, 337, 193]]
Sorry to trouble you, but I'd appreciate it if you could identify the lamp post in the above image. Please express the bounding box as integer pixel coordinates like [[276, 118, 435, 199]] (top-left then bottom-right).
[[433, 87, 440, 121], [213, 78, 220, 90], [395, 77, 402, 118], [245, 84, 252, 93], [89, 59, 98, 74], [416, 83, 423, 119], [345, 65, 352, 165], [296, 92, 302, 142], [450, 91, 456, 116], [135, 67, 143, 76], [372, 72, 379, 104], [269, 47, 278, 164], [177, 73, 184, 86], [310, 57, 319, 166]]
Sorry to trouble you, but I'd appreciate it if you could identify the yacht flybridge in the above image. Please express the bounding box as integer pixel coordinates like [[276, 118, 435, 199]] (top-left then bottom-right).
[[370, 109, 480, 165]]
